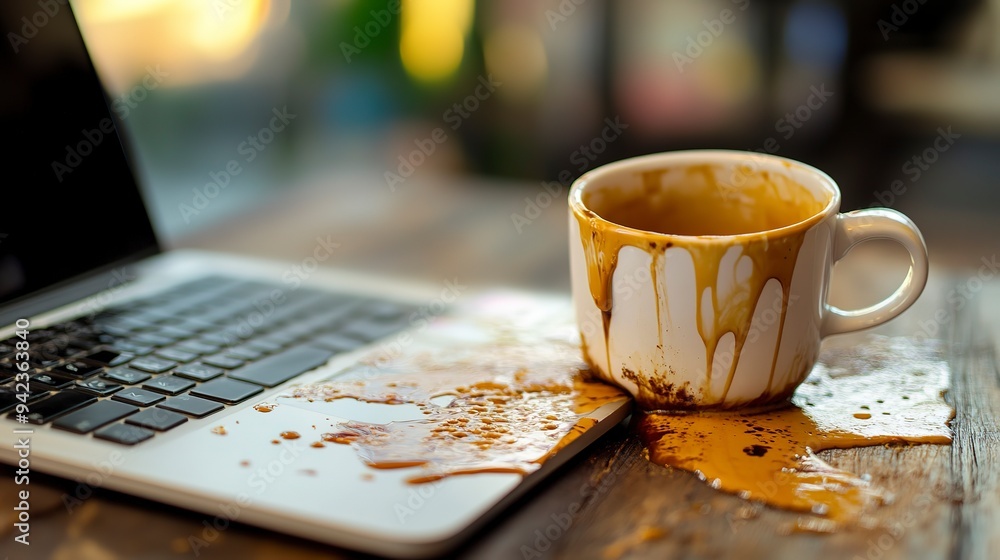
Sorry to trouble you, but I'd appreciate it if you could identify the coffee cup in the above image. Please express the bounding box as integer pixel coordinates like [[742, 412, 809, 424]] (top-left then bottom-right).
[[568, 150, 928, 409]]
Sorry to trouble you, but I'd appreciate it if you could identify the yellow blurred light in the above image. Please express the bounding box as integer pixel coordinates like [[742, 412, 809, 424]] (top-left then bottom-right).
[[400, 0, 473, 83], [79, 0, 173, 21], [484, 25, 547, 100], [72, 0, 271, 88], [191, 0, 271, 60]]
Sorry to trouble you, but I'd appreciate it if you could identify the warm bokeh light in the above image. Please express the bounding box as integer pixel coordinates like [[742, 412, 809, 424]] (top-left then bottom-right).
[[400, 0, 473, 83], [72, 0, 273, 92], [484, 24, 548, 100]]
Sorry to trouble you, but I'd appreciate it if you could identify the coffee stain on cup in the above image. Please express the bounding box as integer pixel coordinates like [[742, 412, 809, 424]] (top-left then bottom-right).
[[573, 164, 827, 408]]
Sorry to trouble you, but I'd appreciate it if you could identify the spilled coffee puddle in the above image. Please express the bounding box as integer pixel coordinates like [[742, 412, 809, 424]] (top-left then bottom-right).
[[285, 336, 628, 483], [638, 337, 953, 531]]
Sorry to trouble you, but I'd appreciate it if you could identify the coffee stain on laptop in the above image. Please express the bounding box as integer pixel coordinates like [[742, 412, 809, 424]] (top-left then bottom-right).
[[284, 335, 629, 484], [638, 337, 953, 531]]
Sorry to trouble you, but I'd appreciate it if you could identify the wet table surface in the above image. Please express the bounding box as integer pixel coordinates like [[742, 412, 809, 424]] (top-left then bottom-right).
[[2, 177, 998, 559]]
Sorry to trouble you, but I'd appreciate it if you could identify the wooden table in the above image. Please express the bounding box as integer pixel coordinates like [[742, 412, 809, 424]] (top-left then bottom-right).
[[2, 174, 998, 559]]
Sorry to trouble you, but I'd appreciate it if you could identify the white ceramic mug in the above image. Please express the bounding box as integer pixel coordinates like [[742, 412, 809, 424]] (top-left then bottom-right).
[[569, 150, 928, 409]]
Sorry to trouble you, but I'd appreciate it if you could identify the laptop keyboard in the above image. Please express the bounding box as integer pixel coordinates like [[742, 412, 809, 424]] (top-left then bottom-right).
[[0, 276, 414, 445]]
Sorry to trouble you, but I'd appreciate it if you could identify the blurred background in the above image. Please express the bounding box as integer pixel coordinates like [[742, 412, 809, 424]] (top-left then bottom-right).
[[72, 0, 1000, 288]]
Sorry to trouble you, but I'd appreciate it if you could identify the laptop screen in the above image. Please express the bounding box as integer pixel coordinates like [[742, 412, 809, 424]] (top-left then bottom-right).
[[0, 1, 159, 307]]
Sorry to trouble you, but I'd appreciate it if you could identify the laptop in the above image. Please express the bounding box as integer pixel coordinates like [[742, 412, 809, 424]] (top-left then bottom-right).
[[0, 2, 631, 557]]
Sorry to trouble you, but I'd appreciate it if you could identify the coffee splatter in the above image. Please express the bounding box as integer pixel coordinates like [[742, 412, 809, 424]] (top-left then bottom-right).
[[285, 331, 628, 484], [638, 337, 953, 530]]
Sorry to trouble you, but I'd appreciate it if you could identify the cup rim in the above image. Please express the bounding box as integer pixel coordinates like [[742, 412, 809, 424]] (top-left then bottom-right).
[[569, 149, 841, 243]]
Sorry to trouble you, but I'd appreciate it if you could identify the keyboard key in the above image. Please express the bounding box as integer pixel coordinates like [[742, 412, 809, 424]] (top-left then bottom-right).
[[126, 408, 187, 431], [53, 361, 104, 379], [190, 378, 263, 404], [103, 366, 152, 385], [10, 391, 96, 424], [30, 371, 76, 389], [201, 354, 244, 369], [143, 375, 195, 395], [38, 342, 87, 360], [309, 333, 365, 353], [173, 363, 224, 382], [155, 348, 198, 363], [341, 319, 408, 342], [229, 346, 333, 387], [259, 331, 299, 346], [0, 386, 49, 413], [365, 300, 410, 319], [225, 345, 262, 361], [129, 332, 175, 347], [83, 349, 133, 367], [129, 356, 177, 373], [160, 323, 198, 337], [174, 340, 220, 355], [94, 423, 154, 445], [29, 352, 64, 369], [199, 332, 239, 346], [112, 388, 165, 407], [53, 400, 138, 434], [75, 378, 123, 397], [110, 341, 154, 356], [243, 339, 283, 354], [157, 395, 224, 418], [94, 323, 132, 338]]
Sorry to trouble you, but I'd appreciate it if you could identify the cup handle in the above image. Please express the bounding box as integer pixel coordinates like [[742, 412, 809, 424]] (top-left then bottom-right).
[[821, 208, 929, 337]]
